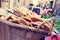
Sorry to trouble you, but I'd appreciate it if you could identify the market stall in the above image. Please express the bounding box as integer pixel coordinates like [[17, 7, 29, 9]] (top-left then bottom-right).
[[0, 0, 60, 40]]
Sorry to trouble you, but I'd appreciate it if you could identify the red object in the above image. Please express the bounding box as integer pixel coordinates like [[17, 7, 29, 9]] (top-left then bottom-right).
[[41, 9, 48, 14], [45, 34, 60, 40], [41, 9, 52, 15]]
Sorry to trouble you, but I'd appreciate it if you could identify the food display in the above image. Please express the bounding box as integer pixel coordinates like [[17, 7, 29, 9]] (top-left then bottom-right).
[[0, 7, 54, 32]]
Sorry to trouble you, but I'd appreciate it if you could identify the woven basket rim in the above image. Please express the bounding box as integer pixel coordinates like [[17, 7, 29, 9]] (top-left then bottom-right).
[[0, 19, 51, 34]]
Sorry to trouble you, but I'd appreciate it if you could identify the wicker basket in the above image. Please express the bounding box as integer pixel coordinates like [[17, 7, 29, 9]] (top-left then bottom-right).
[[0, 17, 55, 40]]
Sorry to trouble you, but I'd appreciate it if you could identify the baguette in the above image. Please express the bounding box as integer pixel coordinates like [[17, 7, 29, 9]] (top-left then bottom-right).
[[31, 17, 43, 22], [18, 18, 30, 26], [22, 16, 32, 22]]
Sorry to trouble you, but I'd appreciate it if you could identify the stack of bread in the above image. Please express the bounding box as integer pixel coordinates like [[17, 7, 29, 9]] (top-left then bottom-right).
[[0, 7, 53, 31]]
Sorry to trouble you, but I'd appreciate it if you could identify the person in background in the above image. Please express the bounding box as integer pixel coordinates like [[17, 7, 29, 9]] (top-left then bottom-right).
[[28, 3, 34, 10], [50, 0, 54, 9], [0, 0, 1, 7], [54, 6, 60, 16], [40, 37, 45, 40], [42, 2, 47, 9], [54, 0, 60, 20]]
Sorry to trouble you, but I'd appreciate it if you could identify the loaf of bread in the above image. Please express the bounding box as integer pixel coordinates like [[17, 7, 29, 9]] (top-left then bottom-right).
[[18, 18, 30, 26], [13, 7, 39, 18], [30, 21, 52, 31], [31, 17, 43, 22], [13, 7, 27, 17], [22, 16, 32, 22]]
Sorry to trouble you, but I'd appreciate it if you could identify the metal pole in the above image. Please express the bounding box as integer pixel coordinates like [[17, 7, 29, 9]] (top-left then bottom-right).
[[52, 0, 57, 9]]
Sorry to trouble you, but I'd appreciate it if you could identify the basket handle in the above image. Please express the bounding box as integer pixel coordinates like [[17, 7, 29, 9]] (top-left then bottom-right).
[[36, 17, 55, 31]]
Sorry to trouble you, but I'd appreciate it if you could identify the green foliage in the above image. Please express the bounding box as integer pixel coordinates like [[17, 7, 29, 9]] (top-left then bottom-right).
[[52, 20, 60, 32], [41, 12, 60, 32], [41, 11, 56, 19], [53, 20, 60, 29], [41, 12, 60, 31]]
